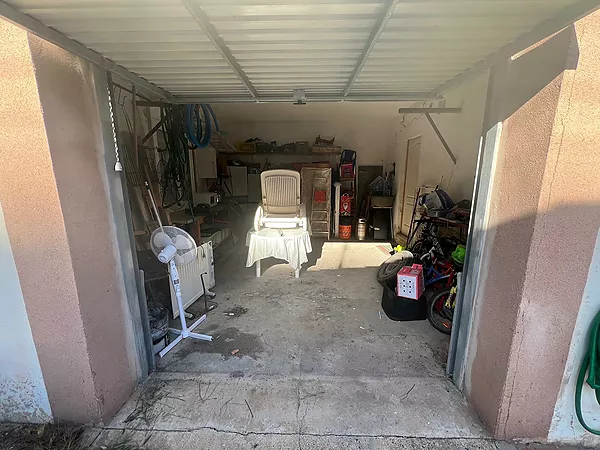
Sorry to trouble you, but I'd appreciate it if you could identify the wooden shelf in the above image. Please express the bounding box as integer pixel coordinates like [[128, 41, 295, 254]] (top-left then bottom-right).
[[223, 152, 341, 157], [210, 131, 236, 153]]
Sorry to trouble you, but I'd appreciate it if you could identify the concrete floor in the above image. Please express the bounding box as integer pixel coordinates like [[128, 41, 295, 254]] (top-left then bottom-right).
[[95, 239, 495, 449]]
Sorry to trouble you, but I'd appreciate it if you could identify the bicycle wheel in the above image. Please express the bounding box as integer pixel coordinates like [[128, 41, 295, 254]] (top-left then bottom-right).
[[427, 289, 453, 335], [376, 251, 413, 285], [442, 292, 455, 321], [409, 239, 430, 259]]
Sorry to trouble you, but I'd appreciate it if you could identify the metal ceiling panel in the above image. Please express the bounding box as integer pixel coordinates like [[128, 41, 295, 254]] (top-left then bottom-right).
[[352, 0, 581, 95], [207, 0, 384, 98], [2, 0, 592, 102]]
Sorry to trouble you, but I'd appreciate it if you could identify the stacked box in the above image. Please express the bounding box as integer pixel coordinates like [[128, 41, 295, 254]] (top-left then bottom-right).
[[396, 264, 425, 300]]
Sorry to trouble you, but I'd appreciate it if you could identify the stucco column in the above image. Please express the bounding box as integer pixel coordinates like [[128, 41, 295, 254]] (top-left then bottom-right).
[[0, 20, 141, 423], [465, 13, 600, 440]]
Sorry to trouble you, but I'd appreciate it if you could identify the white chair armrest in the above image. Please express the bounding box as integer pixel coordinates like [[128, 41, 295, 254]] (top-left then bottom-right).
[[300, 203, 309, 232], [254, 204, 264, 231]]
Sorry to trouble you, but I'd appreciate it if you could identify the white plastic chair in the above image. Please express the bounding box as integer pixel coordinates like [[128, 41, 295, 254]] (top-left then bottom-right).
[[254, 169, 307, 231]]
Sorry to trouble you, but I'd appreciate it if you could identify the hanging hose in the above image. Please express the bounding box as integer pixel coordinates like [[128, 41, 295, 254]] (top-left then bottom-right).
[[185, 104, 219, 149], [157, 105, 189, 207], [575, 309, 600, 435], [154, 104, 219, 209]]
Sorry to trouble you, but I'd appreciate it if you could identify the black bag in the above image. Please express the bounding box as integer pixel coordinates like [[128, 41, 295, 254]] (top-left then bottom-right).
[[381, 277, 427, 321]]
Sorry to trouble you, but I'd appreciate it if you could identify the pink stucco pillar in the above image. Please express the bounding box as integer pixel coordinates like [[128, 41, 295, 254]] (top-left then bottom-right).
[[0, 20, 140, 423], [465, 12, 600, 440]]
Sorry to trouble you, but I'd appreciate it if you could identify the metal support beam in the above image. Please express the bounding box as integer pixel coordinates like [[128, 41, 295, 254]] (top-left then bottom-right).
[[0, 1, 175, 102], [132, 85, 139, 171], [425, 113, 457, 164], [431, 0, 600, 95], [176, 92, 436, 104], [343, 0, 399, 97], [141, 109, 173, 145], [181, 0, 258, 99], [398, 107, 462, 114], [112, 82, 152, 103], [137, 101, 170, 108]]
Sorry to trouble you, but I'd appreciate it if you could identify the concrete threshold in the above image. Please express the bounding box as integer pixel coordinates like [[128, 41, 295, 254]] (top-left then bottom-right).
[[91, 427, 508, 450], [94, 370, 490, 448]]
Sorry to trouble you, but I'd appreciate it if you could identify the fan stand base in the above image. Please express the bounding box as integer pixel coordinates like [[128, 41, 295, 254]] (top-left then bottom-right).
[[158, 259, 214, 358], [159, 313, 213, 358]]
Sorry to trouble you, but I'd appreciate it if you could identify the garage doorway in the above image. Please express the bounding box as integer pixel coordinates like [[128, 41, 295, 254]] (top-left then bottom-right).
[[2, 0, 600, 444]]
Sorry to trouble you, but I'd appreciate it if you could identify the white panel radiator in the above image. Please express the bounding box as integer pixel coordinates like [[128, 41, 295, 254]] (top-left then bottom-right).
[[170, 242, 215, 319]]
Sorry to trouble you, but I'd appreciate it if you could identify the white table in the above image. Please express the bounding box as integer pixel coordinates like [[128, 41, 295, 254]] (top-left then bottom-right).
[[246, 228, 312, 278]]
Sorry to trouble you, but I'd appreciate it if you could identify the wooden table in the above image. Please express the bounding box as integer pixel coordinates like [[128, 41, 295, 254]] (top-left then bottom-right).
[[246, 228, 312, 278], [169, 209, 204, 244]]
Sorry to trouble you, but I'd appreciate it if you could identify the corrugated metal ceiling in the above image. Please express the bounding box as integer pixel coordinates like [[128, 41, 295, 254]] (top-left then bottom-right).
[[4, 0, 585, 102]]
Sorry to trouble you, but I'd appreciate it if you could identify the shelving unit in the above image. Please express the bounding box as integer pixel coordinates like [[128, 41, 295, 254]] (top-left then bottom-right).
[[339, 151, 357, 238], [339, 176, 357, 232], [222, 151, 341, 170], [228, 151, 341, 156]]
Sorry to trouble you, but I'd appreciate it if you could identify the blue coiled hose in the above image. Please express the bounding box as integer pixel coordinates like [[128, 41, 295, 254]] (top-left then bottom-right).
[[185, 104, 219, 148]]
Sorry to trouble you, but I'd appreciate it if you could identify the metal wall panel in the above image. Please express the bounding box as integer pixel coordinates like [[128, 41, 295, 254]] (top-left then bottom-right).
[[3, 0, 585, 101]]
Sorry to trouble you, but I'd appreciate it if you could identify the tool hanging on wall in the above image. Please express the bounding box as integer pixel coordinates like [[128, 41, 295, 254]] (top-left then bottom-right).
[[154, 104, 220, 207]]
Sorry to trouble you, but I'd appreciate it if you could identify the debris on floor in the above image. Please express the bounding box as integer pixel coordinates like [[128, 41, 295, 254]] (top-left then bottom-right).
[[0, 423, 147, 450], [123, 381, 172, 426], [223, 306, 249, 317]]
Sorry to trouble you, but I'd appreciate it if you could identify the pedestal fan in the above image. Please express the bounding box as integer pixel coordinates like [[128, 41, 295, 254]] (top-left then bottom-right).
[[145, 183, 212, 358]]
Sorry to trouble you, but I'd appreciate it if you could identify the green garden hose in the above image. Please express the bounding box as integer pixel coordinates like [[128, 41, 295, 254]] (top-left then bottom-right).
[[575, 309, 600, 435]]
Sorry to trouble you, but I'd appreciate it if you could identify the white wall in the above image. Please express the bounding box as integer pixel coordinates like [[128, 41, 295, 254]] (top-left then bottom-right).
[[391, 71, 489, 237], [211, 80, 487, 241], [212, 102, 404, 167], [0, 203, 52, 423]]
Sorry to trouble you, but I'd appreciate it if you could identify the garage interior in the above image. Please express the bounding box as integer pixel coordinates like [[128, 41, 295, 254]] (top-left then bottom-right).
[[2, 0, 600, 447], [111, 91, 485, 439]]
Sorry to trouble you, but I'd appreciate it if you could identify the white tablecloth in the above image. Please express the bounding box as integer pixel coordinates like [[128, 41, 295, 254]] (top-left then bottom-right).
[[246, 228, 312, 271]]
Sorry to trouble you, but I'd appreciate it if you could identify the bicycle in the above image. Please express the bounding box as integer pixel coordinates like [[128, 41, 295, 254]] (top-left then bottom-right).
[[419, 245, 461, 335], [419, 246, 453, 287], [427, 284, 457, 335]]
